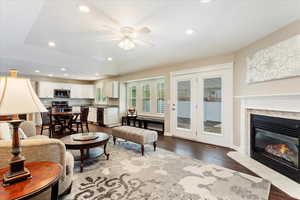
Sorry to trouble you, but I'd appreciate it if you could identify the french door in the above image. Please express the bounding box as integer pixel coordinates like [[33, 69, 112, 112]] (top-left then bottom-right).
[[171, 65, 233, 147]]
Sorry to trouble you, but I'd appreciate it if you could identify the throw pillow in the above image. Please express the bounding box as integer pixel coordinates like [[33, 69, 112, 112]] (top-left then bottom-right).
[[18, 128, 27, 140]]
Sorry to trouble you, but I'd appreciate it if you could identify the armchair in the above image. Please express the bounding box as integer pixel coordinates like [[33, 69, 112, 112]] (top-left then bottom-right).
[[0, 121, 74, 199]]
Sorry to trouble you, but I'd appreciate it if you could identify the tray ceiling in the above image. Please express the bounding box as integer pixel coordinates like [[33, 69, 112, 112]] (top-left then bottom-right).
[[1, 0, 300, 80]]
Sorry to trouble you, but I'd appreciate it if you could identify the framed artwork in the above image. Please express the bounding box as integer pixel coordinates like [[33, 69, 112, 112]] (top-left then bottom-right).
[[246, 34, 300, 83]]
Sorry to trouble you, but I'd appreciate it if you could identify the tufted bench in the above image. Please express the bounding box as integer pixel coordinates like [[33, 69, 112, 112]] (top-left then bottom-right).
[[112, 126, 158, 156]]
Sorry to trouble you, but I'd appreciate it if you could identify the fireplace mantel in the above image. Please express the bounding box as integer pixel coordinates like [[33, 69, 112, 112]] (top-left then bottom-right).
[[238, 93, 300, 155]]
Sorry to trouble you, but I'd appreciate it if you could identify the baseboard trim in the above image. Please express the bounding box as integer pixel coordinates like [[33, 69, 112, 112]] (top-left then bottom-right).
[[164, 131, 172, 136]]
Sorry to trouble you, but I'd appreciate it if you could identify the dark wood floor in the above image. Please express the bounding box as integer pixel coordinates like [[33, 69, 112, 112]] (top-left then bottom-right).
[[41, 124, 296, 200]]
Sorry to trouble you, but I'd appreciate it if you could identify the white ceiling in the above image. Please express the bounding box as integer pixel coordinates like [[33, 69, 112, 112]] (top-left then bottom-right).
[[1, 0, 300, 80]]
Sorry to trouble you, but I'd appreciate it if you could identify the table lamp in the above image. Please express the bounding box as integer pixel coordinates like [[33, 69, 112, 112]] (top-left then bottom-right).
[[0, 70, 47, 185]]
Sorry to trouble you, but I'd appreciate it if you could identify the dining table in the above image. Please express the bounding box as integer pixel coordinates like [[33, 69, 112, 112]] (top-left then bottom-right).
[[51, 111, 81, 135]]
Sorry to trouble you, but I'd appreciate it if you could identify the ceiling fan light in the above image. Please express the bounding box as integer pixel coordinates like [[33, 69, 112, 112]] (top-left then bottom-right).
[[118, 38, 135, 50]]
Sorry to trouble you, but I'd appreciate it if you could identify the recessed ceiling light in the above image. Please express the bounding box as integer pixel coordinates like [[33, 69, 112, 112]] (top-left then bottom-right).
[[79, 5, 90, 13], [61, 67, 66, 71], [185, 29, 195, 35], [107, 57, 113, 61], [48, 41, 56, 47], [200, 0, 213, 3], [63, 73, 69, 77], [35, 70, 40, 73], [48, 74, 53, 77]]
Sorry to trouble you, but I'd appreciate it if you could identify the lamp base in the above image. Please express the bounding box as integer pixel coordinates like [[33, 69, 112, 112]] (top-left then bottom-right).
[[3, 156, 31, 186]]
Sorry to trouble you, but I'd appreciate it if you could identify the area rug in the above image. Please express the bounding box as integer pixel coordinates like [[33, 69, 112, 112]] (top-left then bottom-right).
[[62, 140, 270, 200], [228, 151, 300, 199]]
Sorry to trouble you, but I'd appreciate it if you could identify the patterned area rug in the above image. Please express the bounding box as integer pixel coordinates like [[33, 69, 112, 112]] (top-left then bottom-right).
[[62, 140, 270, 200]]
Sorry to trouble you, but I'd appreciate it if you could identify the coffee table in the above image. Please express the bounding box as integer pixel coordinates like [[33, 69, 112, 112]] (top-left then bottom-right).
[[60, 132, 110, 172]]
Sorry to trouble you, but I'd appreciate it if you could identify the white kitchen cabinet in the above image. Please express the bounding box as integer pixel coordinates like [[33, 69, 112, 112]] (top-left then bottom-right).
[[88, 107, 98, 123], [38, 81, 54, 98], [70, 84, 82, 98], [104, 107, 119, 126], [82, 85, 95, 99], [38, 81, 94, 99], [104, 81, 119, 98]]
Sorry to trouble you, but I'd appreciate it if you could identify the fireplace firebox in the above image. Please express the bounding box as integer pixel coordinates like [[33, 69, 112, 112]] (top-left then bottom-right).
[[250, 114, 300, 183]]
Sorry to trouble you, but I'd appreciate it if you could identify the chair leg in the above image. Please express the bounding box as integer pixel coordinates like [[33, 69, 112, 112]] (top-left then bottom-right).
[[113, 136, 116, 145], [40, 125, 43, 135], [76, 123, 79, 133], [86, 123, 89, 132], [80, 123, 84, 133], [141, 144, 144, 156], [153, 142, 157, 151]]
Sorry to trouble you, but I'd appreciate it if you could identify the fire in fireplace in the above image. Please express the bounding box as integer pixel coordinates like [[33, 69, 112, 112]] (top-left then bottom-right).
[[251, 114, 300, 183], [265, 144, 297, 166]]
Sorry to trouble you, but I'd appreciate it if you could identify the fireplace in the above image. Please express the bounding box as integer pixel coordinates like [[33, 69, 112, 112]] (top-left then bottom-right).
[[250, 114, 300, 183]]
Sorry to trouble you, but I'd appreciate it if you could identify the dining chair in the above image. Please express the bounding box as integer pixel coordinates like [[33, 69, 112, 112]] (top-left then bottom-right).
[[40, 110, 54, 137], [74, 107, 89, 133]]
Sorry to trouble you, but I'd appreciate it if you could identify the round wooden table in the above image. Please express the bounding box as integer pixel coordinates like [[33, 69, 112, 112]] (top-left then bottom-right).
[[60, 132, 110, 172], [52, 112, 80, 135], [0, 162, 62, 200]]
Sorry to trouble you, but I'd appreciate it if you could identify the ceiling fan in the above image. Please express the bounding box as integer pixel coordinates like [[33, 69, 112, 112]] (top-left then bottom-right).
[[97, 25, 153, 50]]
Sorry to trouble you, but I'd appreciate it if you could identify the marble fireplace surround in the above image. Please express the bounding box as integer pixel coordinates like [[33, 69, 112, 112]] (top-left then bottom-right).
[[228, 94, 300, 199]]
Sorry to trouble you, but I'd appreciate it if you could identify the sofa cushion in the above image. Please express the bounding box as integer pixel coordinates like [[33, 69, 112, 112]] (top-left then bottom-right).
[[27, 135, 49, 140]]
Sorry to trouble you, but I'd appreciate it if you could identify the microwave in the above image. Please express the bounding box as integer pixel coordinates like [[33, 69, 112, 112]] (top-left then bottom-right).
[[54, 89, 70, 98]]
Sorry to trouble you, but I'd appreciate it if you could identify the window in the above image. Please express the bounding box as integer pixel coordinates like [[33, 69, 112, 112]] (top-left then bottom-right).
[[157, 81, 165, 113], [129, 86, 137, 107], [142, 84, 150, 112], [126, 78, 165, 115]]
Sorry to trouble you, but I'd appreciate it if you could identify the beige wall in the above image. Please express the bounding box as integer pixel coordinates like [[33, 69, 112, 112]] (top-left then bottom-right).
[[115, 18, 300, 147], [118, 54, 234, 135], [233, 19, 300, 146]]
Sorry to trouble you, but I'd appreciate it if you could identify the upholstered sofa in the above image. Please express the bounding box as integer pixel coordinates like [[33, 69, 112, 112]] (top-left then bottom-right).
[[0, 121, 74, 200]]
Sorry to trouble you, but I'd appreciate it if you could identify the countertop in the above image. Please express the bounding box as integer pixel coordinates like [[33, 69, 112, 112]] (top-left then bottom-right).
[[71, 104, 119, 108]]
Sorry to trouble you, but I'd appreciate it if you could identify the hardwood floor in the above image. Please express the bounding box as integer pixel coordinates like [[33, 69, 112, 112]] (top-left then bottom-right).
[[41, 124, 296, 200]]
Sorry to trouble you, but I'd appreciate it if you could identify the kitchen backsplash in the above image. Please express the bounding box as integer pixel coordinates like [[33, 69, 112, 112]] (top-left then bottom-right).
[[41, 98, 94, 107]]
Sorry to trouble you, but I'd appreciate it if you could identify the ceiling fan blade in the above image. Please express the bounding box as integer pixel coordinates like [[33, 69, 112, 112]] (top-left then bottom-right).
[[95, 37, 120, 42], [133, 39, 154, 47], [97, 25, 120, 34], [138, 27, 151, 34]]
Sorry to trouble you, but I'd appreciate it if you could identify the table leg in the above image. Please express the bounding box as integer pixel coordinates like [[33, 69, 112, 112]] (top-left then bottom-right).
[[144, 121, 148, 129], [104, 143, 110, 160], [51, 181, 59, 200], [86, 148, 90, 159], [80, 148, 84, 172]]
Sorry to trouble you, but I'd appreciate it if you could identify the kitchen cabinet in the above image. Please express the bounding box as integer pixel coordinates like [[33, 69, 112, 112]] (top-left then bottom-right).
[[104, 107, 119, 126], [88, 107, 98, 123], [82, 85, 95, 99], [87, 106, 119, 127], [38, 81, 94, 99], [38, 81, 54, 98], [104, 81, 119, 98]]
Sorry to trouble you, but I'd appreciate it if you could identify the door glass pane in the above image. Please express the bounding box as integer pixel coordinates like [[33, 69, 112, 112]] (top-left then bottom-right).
[[204, 78, 222, 134], [177, 80, 191, 129]]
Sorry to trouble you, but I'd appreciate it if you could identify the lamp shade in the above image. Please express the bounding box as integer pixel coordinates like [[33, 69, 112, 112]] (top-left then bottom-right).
[[0, 76, 47, 115]]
